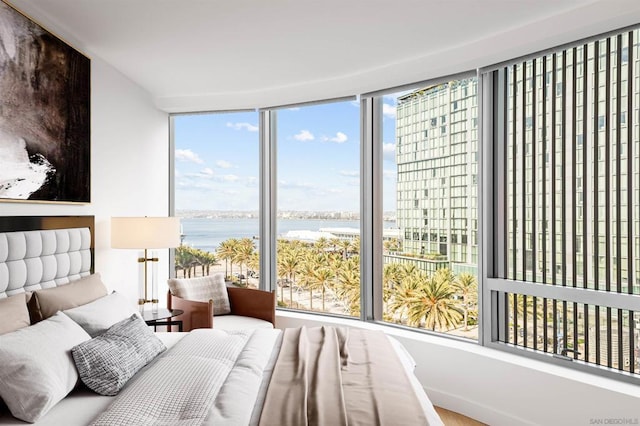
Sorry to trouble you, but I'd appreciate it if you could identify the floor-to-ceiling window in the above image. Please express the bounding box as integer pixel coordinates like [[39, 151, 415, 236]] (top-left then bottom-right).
[[378, 78, 479, 339], [172, 111, 260, 286], [169, 23, 640, 384], [486, 27, 640, 378], [273, 99, 361, 316]]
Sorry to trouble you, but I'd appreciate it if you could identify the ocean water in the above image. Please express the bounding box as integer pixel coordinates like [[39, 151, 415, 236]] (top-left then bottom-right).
[[180, 217, 395, 252]]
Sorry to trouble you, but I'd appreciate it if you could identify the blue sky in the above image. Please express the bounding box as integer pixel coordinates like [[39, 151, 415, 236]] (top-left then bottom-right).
[[174, 98, 399, 212]]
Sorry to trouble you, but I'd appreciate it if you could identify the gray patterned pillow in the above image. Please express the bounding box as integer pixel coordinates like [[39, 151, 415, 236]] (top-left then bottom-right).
[[168, 274, 231, 315], [71, 314, 165, 396]]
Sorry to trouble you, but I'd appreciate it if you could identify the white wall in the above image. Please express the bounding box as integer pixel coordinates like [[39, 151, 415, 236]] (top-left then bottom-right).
[[277, 311, 640, 426], [0, 3, 170, 308]]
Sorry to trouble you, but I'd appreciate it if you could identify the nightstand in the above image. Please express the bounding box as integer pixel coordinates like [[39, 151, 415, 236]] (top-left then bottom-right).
[[142, 308, 184, 332]]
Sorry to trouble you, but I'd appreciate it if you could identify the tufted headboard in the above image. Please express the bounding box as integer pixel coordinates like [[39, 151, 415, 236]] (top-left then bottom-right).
[[0, 216, 94, 298]]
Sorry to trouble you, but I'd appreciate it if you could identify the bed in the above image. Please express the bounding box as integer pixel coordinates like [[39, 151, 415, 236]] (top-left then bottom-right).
[[0, 216, 442, 425]]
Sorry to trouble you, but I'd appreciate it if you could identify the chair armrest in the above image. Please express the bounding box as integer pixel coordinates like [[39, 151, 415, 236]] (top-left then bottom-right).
[[167, 290, 213, 331], [227, 287, 276, 327]]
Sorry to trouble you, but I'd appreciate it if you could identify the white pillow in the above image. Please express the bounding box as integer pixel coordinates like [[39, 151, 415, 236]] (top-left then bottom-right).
[[0, 312, 91, 423], [64, 291, 140, 337]]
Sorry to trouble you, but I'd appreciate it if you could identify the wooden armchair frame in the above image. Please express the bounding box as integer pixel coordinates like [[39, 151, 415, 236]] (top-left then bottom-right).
[[167, 286, 276, 331]]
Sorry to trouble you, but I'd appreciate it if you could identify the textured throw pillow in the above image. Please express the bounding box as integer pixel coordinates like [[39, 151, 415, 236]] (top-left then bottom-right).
[[29, 273, 109, 323], [0, 312, 91, 423], [64, 291, 141, 337], [0, 294, 30, 335], [72, 314, 166, 396], [168, 274, 231, 315]]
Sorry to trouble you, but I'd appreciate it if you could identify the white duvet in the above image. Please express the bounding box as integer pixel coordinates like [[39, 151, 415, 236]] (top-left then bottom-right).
[[0, 330, 442, 426]]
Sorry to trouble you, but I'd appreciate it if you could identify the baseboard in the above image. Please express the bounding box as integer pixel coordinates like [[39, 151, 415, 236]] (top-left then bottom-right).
[[425, 386, 536, 426]]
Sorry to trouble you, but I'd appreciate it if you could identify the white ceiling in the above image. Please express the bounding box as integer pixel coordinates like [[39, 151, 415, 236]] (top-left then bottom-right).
[[9, 0, 640, 112]]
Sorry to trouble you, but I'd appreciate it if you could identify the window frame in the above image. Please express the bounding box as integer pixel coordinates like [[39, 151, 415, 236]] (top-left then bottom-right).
[[168, 22, 640, 385]]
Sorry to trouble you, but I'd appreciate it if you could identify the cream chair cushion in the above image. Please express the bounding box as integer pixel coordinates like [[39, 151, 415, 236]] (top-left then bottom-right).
[[212, 315, 273, 330], [168, 274, 231, 315]]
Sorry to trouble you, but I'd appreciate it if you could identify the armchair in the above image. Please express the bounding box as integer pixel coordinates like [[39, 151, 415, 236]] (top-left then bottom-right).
[[167, 274, 275, 331]]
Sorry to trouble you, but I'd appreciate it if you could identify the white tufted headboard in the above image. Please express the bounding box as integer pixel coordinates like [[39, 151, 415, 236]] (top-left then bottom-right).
[[0, 216, 94, 298]]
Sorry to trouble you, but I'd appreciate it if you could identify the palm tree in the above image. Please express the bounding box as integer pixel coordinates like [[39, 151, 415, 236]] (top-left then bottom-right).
[[247, 252, 260, 282], [337, 239, 353, 260], [383, 263, 404, 303], [383, 238, 401, 253], [174, 245, 194, 278], [201, 249, 218, 276], [387, 271, 424, 323], [406, 272, 462, 331], [401, 262, 418, 277], [350, 237, 360, 256], [280, 250, 301, 305], [217, 239, 236, 278], [329, 237, 342, 254], [233, 238, 255, 283], [297, 262, 318, 310], [314, 237, 329, 254], [453, 272, 478, 331], [314, 267, 335, 312], [276, 243, 289, 302], [335, 263, 360, 315]]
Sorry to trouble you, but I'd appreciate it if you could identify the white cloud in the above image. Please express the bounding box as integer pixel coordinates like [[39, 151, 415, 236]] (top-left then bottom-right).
[[279, 180, 314, 189], [340, 170, 359, 177], [226, 122, 258, 132], [216, 160, 233, 169], [175, 149, 204, 164], [324, 132, 348, 143], [220, 174, 239, 182], [200, 168, 214, 177], [382, 103, 396, 119], [293, 130, 315, 142], [288, 107, 300, 111], [383, 142, 396, 162]]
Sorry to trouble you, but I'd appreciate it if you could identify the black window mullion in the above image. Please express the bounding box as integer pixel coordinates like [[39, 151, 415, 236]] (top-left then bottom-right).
[[512, 64, 518, 281], [572, 47, 579, 358], [594, 40, 601, 366], [522, 61, 527, 284], [582, 44, 590, 362], [542, 56, 548, 353], [615, 34, 624, 371], [606, 36, 613, 368], [522, 62, 529, 346], [627, 30, 635, 374], [551, 52, 558, 355], [532, 59, 539, 349], [562, 50, 567, 289], [503, 69, 510, 281], [551, 53, 557, 289], [562, 50, 568, 352]]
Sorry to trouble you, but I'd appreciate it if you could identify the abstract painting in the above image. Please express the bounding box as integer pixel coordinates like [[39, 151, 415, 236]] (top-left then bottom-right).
[[0, 1, 90, 203]]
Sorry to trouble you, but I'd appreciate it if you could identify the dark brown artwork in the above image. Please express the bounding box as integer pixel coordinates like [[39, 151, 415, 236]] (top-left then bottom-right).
[[0, 1, 90, 202]]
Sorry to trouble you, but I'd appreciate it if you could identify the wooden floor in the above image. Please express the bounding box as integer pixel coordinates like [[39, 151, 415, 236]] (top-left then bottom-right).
[[434, 406, 486, 426]]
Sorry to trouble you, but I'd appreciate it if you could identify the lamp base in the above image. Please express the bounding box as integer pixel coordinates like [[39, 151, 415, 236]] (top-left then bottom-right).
[[139, 299, 160, 314]]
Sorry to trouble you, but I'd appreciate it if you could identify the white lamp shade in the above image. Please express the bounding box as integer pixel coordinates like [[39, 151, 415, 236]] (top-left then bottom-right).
[[111, 217, 181, 249]]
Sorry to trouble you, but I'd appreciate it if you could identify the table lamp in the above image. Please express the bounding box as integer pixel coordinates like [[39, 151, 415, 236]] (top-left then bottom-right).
[[111, 217, 181, 312]]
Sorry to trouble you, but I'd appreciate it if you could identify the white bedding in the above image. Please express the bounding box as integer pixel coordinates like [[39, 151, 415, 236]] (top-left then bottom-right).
[[0, 331, 442, 425]]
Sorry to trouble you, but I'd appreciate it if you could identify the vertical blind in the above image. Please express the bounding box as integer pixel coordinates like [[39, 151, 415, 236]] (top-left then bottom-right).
[[492, 28, 639, 375]]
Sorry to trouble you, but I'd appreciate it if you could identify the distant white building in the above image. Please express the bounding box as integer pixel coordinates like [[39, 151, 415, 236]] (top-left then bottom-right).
[[280, 227, 401, 243]]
